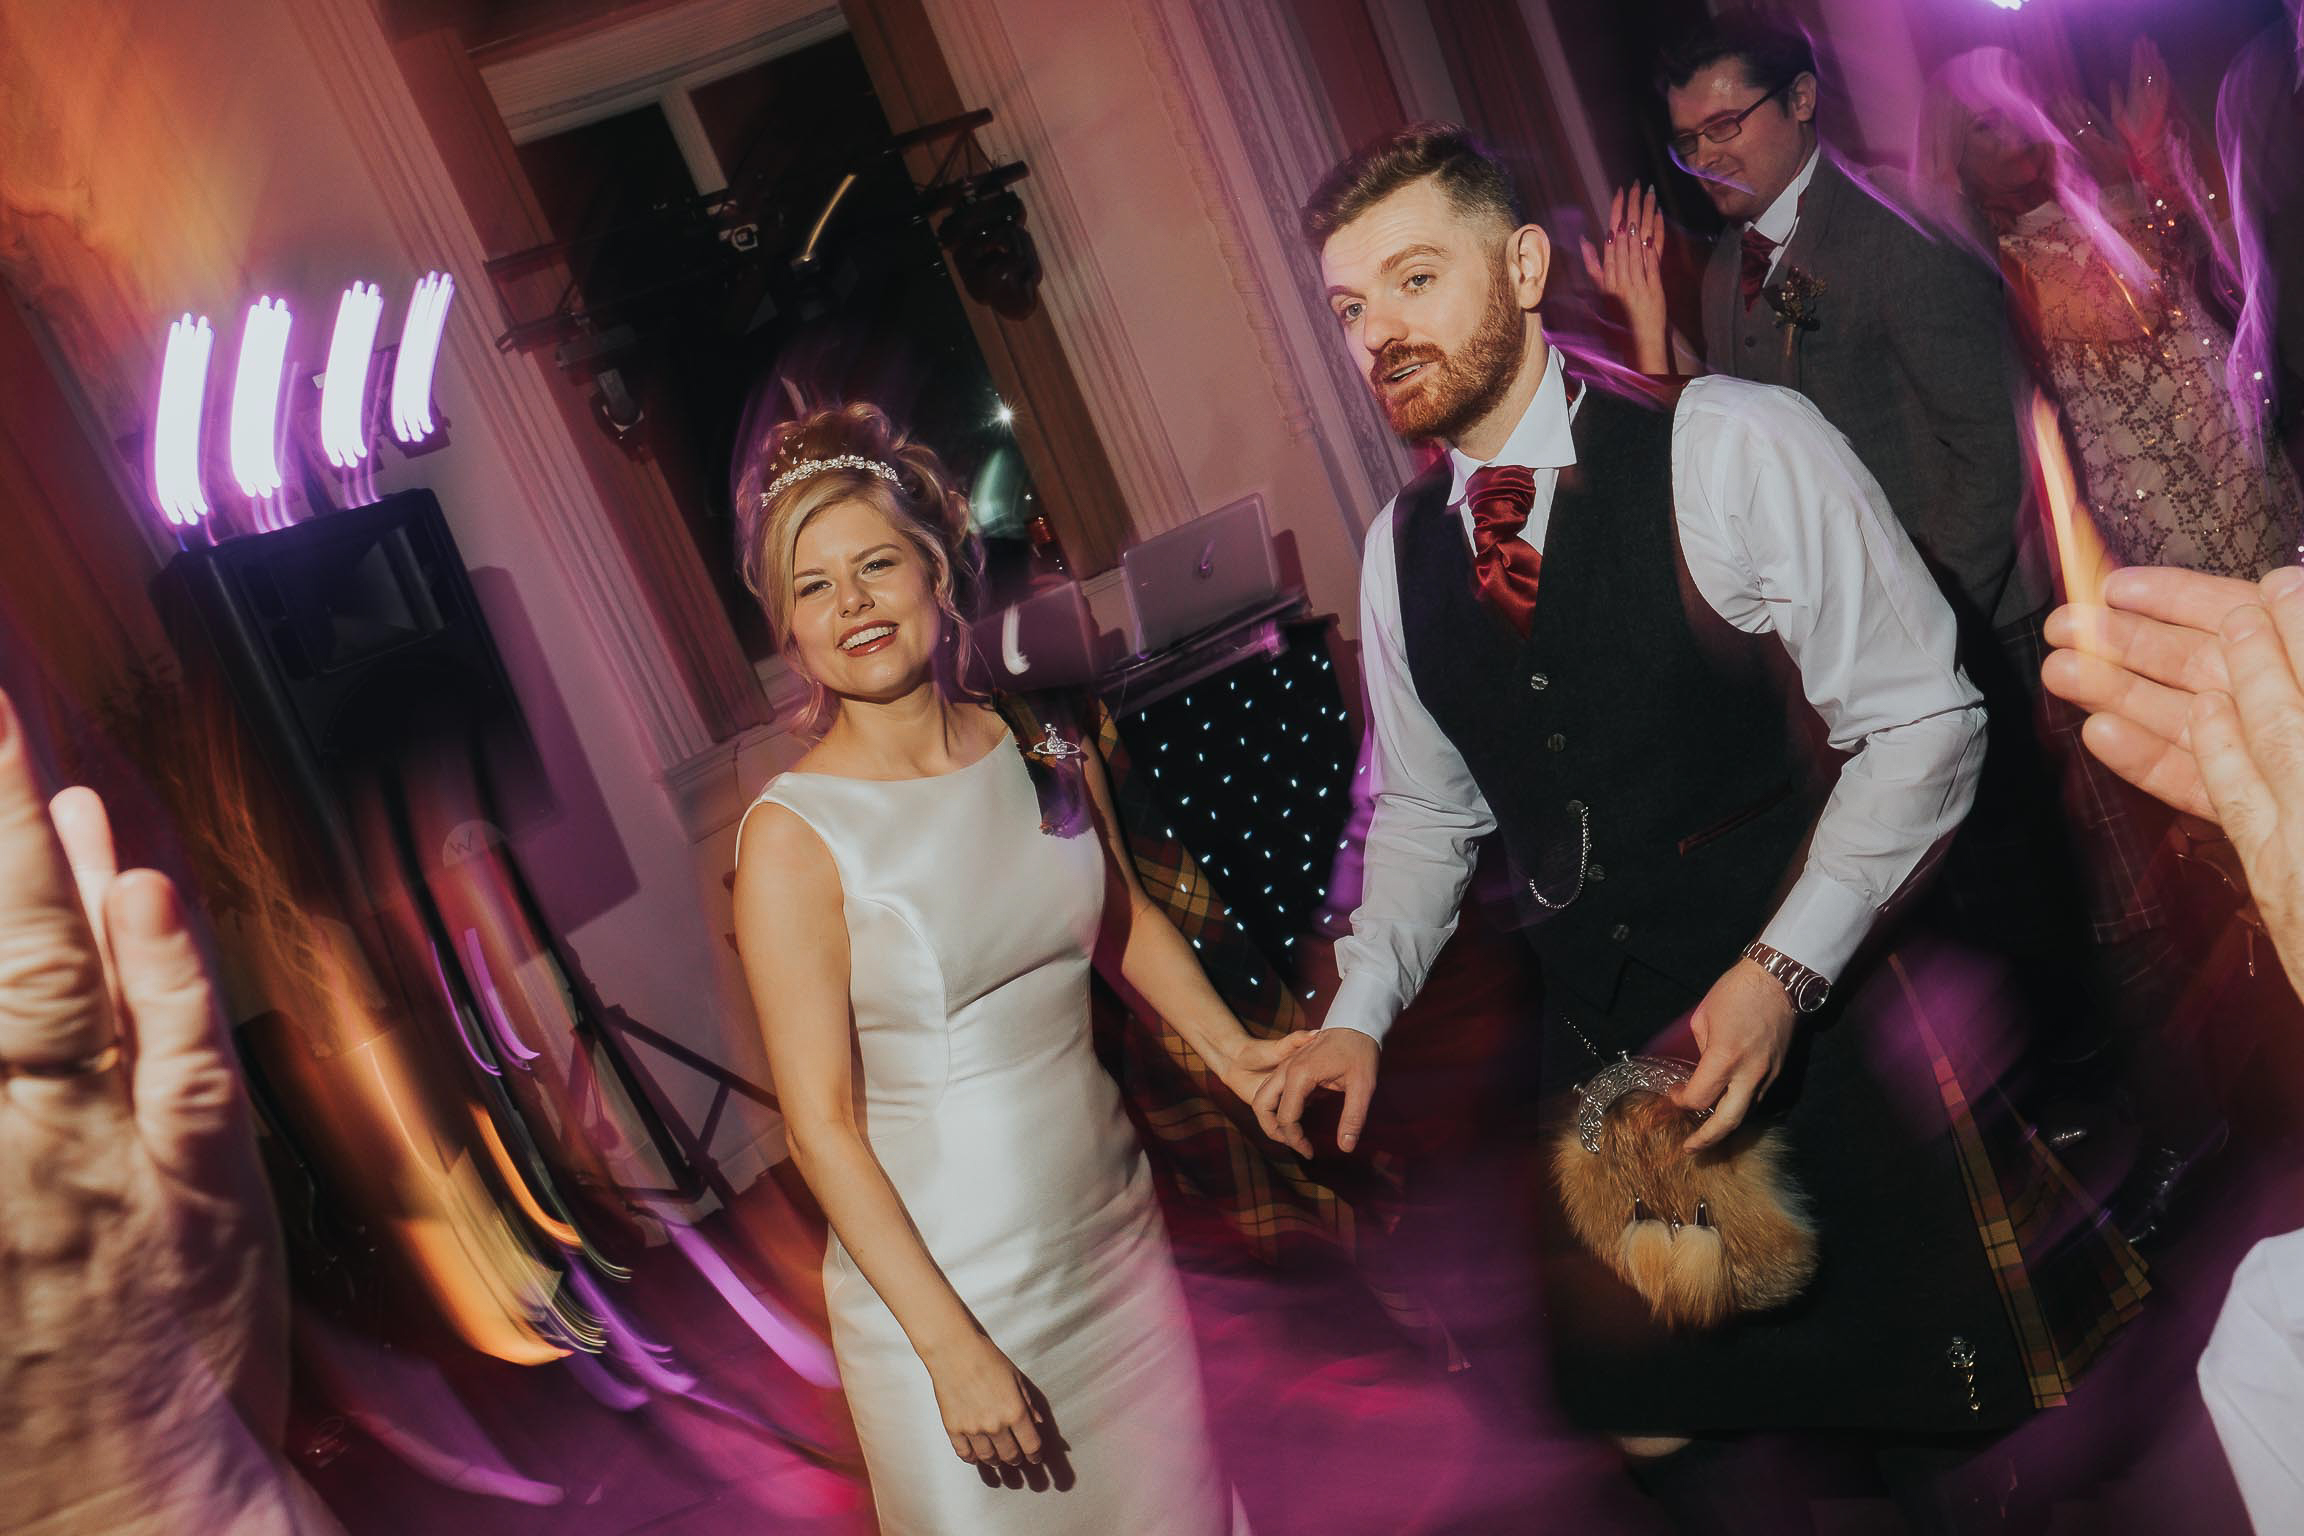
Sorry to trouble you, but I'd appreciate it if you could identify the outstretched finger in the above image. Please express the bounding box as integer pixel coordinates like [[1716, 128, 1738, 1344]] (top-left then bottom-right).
[[0, 689, 116, 1074], [1607, 186, 1625, 236], [1580, 237, 1606, 289], [2103, 566, 2264, 639], [2046, 600, 2232, 694], [49, 787, 119, 1004], [2080, 712, 2214, 820], [2041, 646, 2198, 743], [110, 870, 247, 1186]]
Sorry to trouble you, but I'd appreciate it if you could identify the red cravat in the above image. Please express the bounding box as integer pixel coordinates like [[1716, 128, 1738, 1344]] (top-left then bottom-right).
[[1739, 225, 1779, 309], [1463, 464, 1544, 638]]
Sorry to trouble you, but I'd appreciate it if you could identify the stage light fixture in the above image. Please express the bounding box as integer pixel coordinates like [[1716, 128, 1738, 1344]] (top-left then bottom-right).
[[228, 296, 293, 499], [321, 281, 384, 467], [392, 270, 454, 445], [940, 189, 1042, 319], [154, 314, 214, 525]]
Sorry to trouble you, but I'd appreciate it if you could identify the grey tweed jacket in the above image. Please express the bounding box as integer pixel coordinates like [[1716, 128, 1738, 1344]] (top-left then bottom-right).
[[1703, 149, 2044, 633]]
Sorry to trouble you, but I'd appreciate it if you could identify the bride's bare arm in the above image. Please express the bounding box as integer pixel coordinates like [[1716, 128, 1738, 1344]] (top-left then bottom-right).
[[733, 805, 1042, 1468], [1076, 743, 1313, 1103]]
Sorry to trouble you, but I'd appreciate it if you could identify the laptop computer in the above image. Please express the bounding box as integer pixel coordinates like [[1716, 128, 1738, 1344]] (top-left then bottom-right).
[[1121, 495, 1282, 657], [963, 579, 1103, 693]]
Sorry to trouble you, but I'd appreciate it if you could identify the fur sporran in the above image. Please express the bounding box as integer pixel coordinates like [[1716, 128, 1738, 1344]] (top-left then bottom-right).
[[1551, 1056, 1818, 1330]]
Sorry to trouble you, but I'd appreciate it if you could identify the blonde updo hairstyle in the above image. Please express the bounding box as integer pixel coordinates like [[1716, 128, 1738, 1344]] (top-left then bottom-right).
[[735, 403, 984, 734]]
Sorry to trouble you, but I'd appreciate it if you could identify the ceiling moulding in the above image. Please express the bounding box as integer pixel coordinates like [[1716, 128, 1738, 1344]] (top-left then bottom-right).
[[481, 0, 846, 143]]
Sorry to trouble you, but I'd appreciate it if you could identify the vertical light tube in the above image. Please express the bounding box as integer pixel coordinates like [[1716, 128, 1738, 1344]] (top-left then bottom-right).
[[228, 295, 293, 499], [153, 314, 214, 526], [391, 271, 453, 445], [321, 281, 384, 468]]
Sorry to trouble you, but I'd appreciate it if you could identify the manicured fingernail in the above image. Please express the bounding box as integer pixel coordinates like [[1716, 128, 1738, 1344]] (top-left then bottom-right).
[[2267, 566, 2304, 601], [2224, 606, 2269, 641]]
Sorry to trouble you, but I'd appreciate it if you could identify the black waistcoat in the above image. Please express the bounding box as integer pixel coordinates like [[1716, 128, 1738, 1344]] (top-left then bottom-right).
[[1394, 385, 1820, 1040]]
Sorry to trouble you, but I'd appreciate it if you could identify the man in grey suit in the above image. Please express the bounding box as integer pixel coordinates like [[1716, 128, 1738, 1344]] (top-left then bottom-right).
[[1661, 13, 2043, 649], [1657, 12, 2211, 1226]]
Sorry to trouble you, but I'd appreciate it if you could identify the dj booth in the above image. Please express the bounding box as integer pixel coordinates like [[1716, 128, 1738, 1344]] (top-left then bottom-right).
[[973, 495, 1361, 984]]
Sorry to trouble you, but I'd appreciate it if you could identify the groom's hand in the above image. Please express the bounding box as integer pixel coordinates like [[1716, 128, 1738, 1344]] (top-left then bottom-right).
[[1671, 960, 1795, 1152], [1251, 1026, 1380, 1157]]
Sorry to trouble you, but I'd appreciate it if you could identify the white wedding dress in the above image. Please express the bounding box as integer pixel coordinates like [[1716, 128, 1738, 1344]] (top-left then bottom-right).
[[739, 739, 1245, 1535]]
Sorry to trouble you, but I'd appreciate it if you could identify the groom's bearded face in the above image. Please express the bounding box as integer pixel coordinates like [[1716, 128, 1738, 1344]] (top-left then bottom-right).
[[1370, 249, 1522, 443], [1321, 178, 1533, 446]]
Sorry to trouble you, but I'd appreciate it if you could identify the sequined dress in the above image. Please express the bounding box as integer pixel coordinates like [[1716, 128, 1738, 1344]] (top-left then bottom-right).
[[1999, 193, 2302, 577]]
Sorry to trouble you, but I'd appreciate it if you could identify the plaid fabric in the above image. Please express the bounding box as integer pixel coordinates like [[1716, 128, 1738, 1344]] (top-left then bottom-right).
[[1998, 615, 2167, 943], [1889, 956, 2151, 1408], [997, 690, 1453, 1355]]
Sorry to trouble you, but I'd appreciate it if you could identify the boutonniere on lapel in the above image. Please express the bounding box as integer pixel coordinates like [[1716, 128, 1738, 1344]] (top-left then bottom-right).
[[1765, 267, 1827, 363]]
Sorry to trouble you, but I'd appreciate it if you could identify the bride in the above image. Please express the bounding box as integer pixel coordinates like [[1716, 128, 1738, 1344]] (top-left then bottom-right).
[[729, 403, 1297, 1533]]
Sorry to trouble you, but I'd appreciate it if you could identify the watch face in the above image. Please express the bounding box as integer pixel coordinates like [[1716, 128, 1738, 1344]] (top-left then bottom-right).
[[1793, 974, 1829, 1013]]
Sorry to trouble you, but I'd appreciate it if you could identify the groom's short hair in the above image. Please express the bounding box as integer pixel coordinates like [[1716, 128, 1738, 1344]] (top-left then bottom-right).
[[1655, 9, 1818, 96], [1300, 123, 1524, 246]]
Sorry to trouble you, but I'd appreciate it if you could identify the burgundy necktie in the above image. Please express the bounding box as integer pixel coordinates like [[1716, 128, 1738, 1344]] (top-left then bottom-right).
[[1463, 464, 1544, 638], [1739, 225, 1780, 310]]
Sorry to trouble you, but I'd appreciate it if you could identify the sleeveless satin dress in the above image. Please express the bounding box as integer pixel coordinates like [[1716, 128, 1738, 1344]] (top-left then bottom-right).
[[739, 741, 1243, 1534]]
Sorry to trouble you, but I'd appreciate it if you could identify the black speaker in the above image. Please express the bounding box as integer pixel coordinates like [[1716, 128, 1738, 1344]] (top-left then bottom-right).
[[152, 490, 549, 872]]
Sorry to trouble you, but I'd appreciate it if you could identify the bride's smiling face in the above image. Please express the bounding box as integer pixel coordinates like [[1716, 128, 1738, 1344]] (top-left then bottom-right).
[[788, 498, 943, 702]]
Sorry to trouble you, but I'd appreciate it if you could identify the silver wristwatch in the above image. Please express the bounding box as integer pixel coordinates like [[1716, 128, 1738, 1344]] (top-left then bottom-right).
[[1742, 940, 1831, 1014]]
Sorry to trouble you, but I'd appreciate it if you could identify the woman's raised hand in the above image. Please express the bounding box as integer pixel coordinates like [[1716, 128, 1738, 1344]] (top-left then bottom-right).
[[2108, 37, 2173, 164], [1579, 183, 1671, 375]]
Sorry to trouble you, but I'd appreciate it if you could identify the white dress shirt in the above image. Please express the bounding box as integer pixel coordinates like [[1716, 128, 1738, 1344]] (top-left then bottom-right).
[[2201, 1229, 2304, 1533], [1749, 145, 1822, 282], [1325, 347, 1987, 1045]]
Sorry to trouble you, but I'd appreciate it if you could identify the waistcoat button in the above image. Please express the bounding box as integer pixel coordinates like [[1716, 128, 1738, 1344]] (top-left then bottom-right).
[[1529, 673, 1549, 691], [1744, 334, 1758, 349], [1589, 864, 1607, 882], [1546, 733, 1567, 752], [1610, 923, 1631, 942]]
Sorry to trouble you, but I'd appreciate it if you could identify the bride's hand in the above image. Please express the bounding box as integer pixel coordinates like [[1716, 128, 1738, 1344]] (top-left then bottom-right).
[[1210, 1027, 1317, 1107], [924, 1333, 1044, 1467]]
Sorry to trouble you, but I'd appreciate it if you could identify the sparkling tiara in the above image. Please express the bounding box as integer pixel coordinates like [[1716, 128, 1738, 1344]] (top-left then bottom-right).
[[761, 454, 904, 505]]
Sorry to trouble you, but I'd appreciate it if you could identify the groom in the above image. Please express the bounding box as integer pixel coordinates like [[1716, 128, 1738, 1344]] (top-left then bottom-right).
[[1257, 124, 2047, 1452]]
